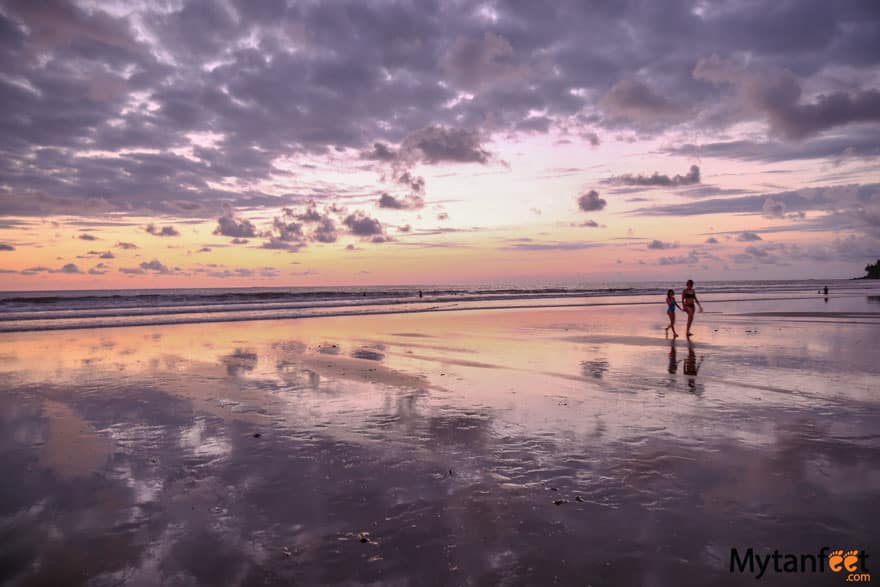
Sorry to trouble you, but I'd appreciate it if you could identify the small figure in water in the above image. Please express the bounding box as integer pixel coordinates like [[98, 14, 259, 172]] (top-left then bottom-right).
[[664, 289, 682, 338], [681, 279, 703, 338], [419, 290, 423, 298], [824, 286, 829, 296]]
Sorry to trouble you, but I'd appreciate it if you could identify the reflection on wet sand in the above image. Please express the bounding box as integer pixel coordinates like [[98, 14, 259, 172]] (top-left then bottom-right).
[[0, 302, 878, 585]]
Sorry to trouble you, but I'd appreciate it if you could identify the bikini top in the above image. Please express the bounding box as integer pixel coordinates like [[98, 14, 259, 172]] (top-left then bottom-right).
[[683, 292, 695, 299]]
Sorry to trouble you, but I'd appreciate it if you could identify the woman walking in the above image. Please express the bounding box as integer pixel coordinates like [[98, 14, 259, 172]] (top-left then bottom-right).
[[681, 279, 703, 338]]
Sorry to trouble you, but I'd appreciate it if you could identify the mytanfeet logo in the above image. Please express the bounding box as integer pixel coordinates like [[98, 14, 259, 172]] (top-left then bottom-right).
[[730, 547, 871, 581]]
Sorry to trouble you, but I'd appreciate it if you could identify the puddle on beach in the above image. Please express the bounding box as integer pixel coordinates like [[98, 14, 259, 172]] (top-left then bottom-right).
[[0, 300, 878, 585]]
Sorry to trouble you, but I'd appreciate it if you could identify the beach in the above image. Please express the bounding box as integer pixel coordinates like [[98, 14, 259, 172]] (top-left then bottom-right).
[[1, 285, 878, 585]]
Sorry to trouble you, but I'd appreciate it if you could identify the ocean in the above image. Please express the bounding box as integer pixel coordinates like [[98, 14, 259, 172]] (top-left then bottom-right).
[[0, 279, 875, 333]]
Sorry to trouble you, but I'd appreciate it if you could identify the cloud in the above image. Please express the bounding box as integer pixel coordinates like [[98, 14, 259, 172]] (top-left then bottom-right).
[[443, 32, 527, 90], [602, 79, 686, 125], [214, 206, 257, 238], [762, 198, 787, 218], [578, 190, 607, 212], [437, 212, 449, 221], [139, 259, 172, 273], [115, 242, 138, 249], [145, 224, 181, 237], [579, 220, 600, 228], [694, 55, 880, 140], [343, 211, 385, 238], [78, 233, 98, 241], [399, 126, 492, 165], [647, 240, 677, 250], [230, 238, 249, 245], [501, 241, 602, 251], [0, 244, 14, 251], [58, 263, 81, 274], [609, 165, 700, 187], [658, 250, 700, 265], [737, 231, 763, 242], [705, 237, 719, 244], [99, 251, 115, 259], [377, 192, 424, 210]]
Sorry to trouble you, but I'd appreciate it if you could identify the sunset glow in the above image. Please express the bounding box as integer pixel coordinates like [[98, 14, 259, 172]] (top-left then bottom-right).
[[1, 1, 878, 289]]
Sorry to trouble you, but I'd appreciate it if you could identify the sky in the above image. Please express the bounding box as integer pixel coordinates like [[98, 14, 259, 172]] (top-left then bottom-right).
[[0, 0, 878, 290]]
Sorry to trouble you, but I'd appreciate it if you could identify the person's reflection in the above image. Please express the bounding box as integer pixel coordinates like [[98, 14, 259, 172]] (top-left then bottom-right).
[[684, 340, 705, 392], [668, 339, 679, 374]]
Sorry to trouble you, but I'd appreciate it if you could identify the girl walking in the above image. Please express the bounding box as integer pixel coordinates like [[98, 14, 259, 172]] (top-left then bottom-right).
[[665, 289, 682, 338]]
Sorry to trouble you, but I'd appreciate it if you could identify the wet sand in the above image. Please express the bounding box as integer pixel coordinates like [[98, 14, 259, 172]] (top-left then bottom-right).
[[0, 292, 878, 585]]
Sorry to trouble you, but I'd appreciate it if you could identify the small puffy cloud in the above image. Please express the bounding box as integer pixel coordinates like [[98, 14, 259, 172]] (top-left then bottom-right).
[[578, 190, 607, 212], [58, 263, 82, 274], [214, 206, 256, 238], [377, 192, 425, 210], [230, 238, 249, 244], [115, 242, 138, 249], [78, 233, 98, 241], [261, 237, 306, 251], [399, 126, 491, 165], [89, 263, 110, 275], [705, 237, 720, 244], [140, 259, 172, 273], [580, 220, 600, 228], [658, 250, 700, 265], [648, 240, 677, 250], [437, 212, 449, 221], [361, 142, 397, 161], [311, 217, 338, 243], [99, 251, 115, 259], [737, 231, 763, 241], [396, 172, 425, 194], [343, 211, 384, 237], [0, 243, 14, 251], [762, 197, 786, 218], [145, 224, 180, 237], [271, 216, 304, 241], [609, 165, 701, 187]]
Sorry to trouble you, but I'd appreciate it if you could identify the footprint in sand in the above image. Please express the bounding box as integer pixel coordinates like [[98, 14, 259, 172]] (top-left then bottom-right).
[[828, 550, 844, 572], [843, 550, 860, 572]]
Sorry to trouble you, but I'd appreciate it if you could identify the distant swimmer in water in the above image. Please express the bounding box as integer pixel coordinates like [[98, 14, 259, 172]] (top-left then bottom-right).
[[681, 279, 703, 338], [419, 290, 423, 298], [664, 289, 682, 338], [824, 286, 829, 296]]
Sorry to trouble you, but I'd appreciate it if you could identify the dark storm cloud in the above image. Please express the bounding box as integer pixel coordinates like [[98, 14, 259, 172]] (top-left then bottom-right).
[[0, 0, 877, 220], [145, 224, 181, 237], [609, 166, 701, 187], [577, 190, 606, 212]]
